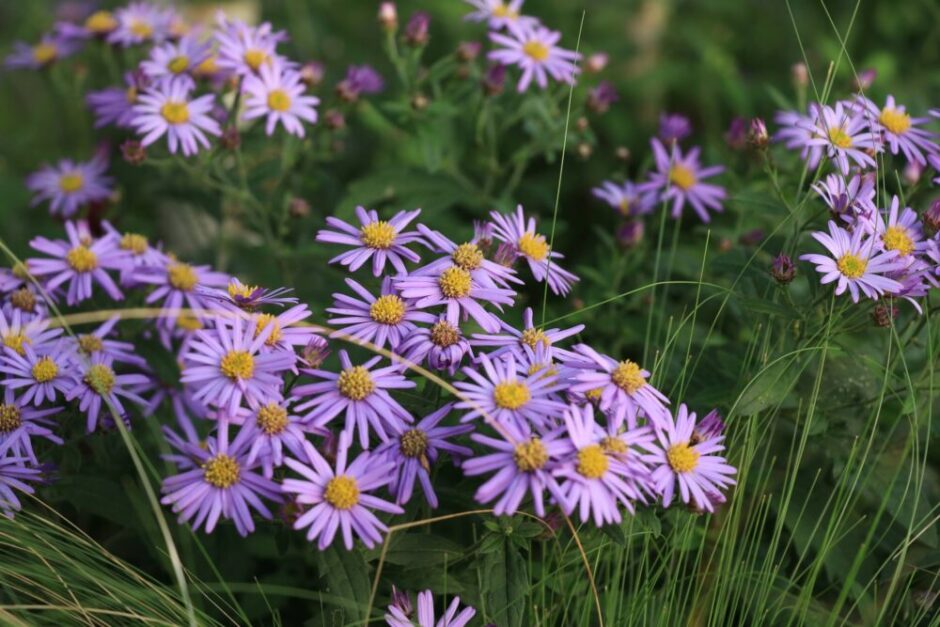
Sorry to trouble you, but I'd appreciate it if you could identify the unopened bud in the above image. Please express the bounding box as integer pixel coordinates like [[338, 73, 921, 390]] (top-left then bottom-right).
[[404, 12, 430, 46], [791, 62, 809, 88], [289, 197, 310, 219], [120, 140, 146, 165], [299, 61, 325, 88], [456, 41, 481, 62], [871, 302, 898, 328], [771, 253, 796, 284], [584, 52, 608, 74], [324, 108, 345, 130], [924, 199, 940, 233], [219, 126, 240, 150], [747, 117, 769, 149], [378, 2, 398, 31], [411, 93, 429, 111]]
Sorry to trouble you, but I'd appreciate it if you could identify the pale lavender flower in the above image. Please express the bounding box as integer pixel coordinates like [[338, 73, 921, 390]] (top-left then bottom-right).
[[4, 33, 82, 70], [0, 387, 62, 463], [132, 77, 221, 156], [133, 259, 229, 329], [855, 95, 938, 166], [336, 65, 385, 101], [107, 2, 175, 47], [414, 224, 521, 289], [812, 172, 877, 223], [26, 154, 113, 218], [87, 71, 150, 129], [242, 59, 319, 137], [641, 138, 726, 223], [592, 180, 654, 217], [1, 340, 73, 407], [245, 305, 317, 359], [774, 106, 825, 169], [214, 17, 288, 77], [488, 22, 580, 92], [385, 589, 476, 627], [0, 457, 44, 518], [867, 196, 926, 264], [231, 400, 324, 479], [0, 309, 62, 358], [67, 354, 149, 433], [397, 317, 471, 375], [802, 102, 880, 175], [317, 207, 424, 276], [463, 0, 537, 30], [327, 277, 435, 350], [658, 113, 692, 144], [70, 315, 146, 368], [140, 33, 212, 88], [471, 306, 584, 363]]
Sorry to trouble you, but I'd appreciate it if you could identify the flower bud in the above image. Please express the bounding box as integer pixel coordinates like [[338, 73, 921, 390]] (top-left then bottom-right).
[[616, 221, 644, 249], [289, 197, 310, 219], [378, 2, 398, 31], [120, 140, 146, 165], [482, 64, 506, 96], [871, 302, 898, 328], [659, 113, 691, 144], [302, 336, 331, 369], [854, 68, 876, 91], [456, 41, 481, 62], [615, 146, 631, 161], [324, 108, 346, 130], [771, 253, 796, 284], [576, 142, 592, 159], [791, 62, 809, 88], [299, 61, 325, 88], [924, 199, 940, 233], [725, 116, 747, 150], [219, 126, 240, 150], [747, 117, 769, 149], [411, 92, 429, 111], [739, 228, 765, 246], [404, 12, 430, 46], [584, 52, 609, 74], [586, 81, 618, 114], [903, 161, 923, 186]]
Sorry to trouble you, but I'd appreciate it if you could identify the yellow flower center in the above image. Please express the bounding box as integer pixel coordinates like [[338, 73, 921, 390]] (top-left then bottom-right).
[[31, 356, 59, 383], [161, 101, 190, 125], [576, 444, 609, 479], [618, 198, 631, 216], [168, 263, 198, 291], [359, 221, 396, 249], [203, 454, 240, 488], [10, 288, 36, 313], [324, 475, 360, 509], [438, 266, 472, 299], [452, 243, 484, 270], [882, 226, 915, 257], [513, 438, 548, 472], [2, 332, 29, 356], [77, 334, 103, 354], [176, 313, 203, 331], [879, 107, 911, 135], [254, 313, 282, 346], [601, 436, 628, 455], [520, 327, 550, 348], [493, 380, 531, 410], [120, 233, 149, 255], [243, 49, 267, 71], [400, 428, 429, 458], [167, 55, 190, 74], [85, 11, 117, 34], [66, 246, 98, 273], [517, 232, 549, 261], [667, 443, 700, 473], [611, 360, 646, 394], [0, 403, 21, 432], [84, 364, 116, 395], [58, 172, 84, 193], [32, 43, 57, 65], [836, 253, 868, 279], [220, 350, 254, 380], [369, 295, 406, 325], [129, 19, 153, 39], [827, 126, 853, 149], [337, 366, 375, 400], [228, 281, 258, 300], [267, 89, 292, 112], [669, 164, 697, 190], [522, 40, 549, 62], [125, 85, 138, 103], [256, 403, 289, 435], [194, 55, 218, 76], [430, 320, 460, 347]]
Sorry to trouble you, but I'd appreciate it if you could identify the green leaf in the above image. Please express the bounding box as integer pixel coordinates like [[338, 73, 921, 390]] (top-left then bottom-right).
[[372, 533, 465, 567], [483, 538, 527, 627], [315, 546, 371, 622], [736, 355, 804, 416]]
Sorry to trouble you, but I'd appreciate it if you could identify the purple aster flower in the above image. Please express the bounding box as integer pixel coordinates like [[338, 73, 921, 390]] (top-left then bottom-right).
[[27, 222, 126, 305], [336, 65, 385, 101], [404, 12, 431, 46], [0, 457, 44, 518], [812, 172, 877, 223], [454, 353, 566, 433], [799, 220, 905, 302], [132, 77, 221, 156], [774, 106, 825, 169], [242, 59, 319, 137], [214, 17, 288, 77], [101, 223, 169, 286], [327, 277, 435, 351], [67, 354, 149, 433], [282, 432, 403, 549], [70, 315, 146, 368], [488, 205, 579, 295], [202, 278, 298, 312], [1, 340, 74, 407], [3, 284, 49, 321], [140, 32, 211, 88], [292, 350, 415, 448], [867, 196, 926, 264], [160, 390, 210, 471], [231, 400, 324, 479], [26, 154, 113, 218], [107, 2, 174, 47], [0, 309, 62, 358], [397, 317, 471, 375], [180, 316, 295, 415], [855, 95, 938, 166], [642, 404, 736, 512], [0, 387, 62, 463], [414, 224, 521, 289], [246, 305, 317, 360], [317, 207, 425, 276], [554, 403, 650, 525], [87, 71, 150, 129], [567, 343, 670, 430], [471, 306, 584, 363], [385, 589, 476, 627], [592, 180, 654, 218], [488, 22, 580, 92], [161, 421, 282, 536], [374, 403, 473, 508], [4, 33, 82, 70], [641, 138, 726, 223], [658, 113, 692, 144], [0, 263, 31, 294], [463, 0, 537, 31], [462, 420, 570, 516], [133, 259, 229, 330], [801, 102, 880, 175]]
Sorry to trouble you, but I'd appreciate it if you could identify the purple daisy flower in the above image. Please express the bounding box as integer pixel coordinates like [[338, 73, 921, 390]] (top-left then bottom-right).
[[246, 305, 317, 359], [488, 22, 581, 92], [592, 180, 655, 218], [489, 205, 579, 295], [327, 277, 436, 351], [132, 77, 221, 156], [4, 33, 82, 70], [26, 154, 113, 218], [0, 309, 62, 358], [292, 351, 415, 448], [799, 220, 905, 302], [231, 400, 324, 479], [0, 387, 63, 463], [471, 306, 584, 363], [107, 2, 175, 47], [66, 354, 149, 433], [1, 340, 74, 407], [374, 403, 473, 508], [567, 344, 670, 430], [397, 317, 471, 375], [102, 222, 169, 286], [87, 71, 150, 129], [282, 432, 404, 549], [812, 172, 877, 223], [242, 59, 319, 137], [214, 17, 288, 77], [659, 113, 693, 144], [855, 95, 938, 166], [641, 138, 726, 223], [201, 278, 298, 313], [336, 65, 384, 101], [414, 224, 520, 289], [462, 421, 570, 516], [317, 207, 425, 276], [801, 102, 880, 175], [554, 403, 650, 525], [385, 589, 476, 627], [180, 316, 295, 415], [454, 353, 566, 433], [864, 196, 926, 263], [140, 32, 211, 88], [642, 404, 736, 512], [2, 284, 49, 321], [27, 223, 126, 305], [161, 422, 282, 536], [774, 106, 825, 170], [133, 259, 229, 329], [463, 0, 538, 31], [70, 315, 146, 368], [0, 457, 44, 518]]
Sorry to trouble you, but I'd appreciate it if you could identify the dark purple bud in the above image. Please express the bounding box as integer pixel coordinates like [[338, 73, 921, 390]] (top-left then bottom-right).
[[924, 199, 940, 233], [336, 65, 384, 102], [747, 117, 769, 149], [771, 253, 796, 284], [324, 108, 346, 130], [659, 112, 692, 144], [302, 336, 331, 369], [404, 11, 430, 46], [482, 63, 506, 96], [586, 81, 619, 114], [456, 40, 482, 62], [692, 409, 725, 443], [389, 586, 412, 616], [616, 220, 644, 249], [473, 220, 494, 251], [725, 116, 747, 150], [871, 302, 898, 328], [120, 139, 146, 165]]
